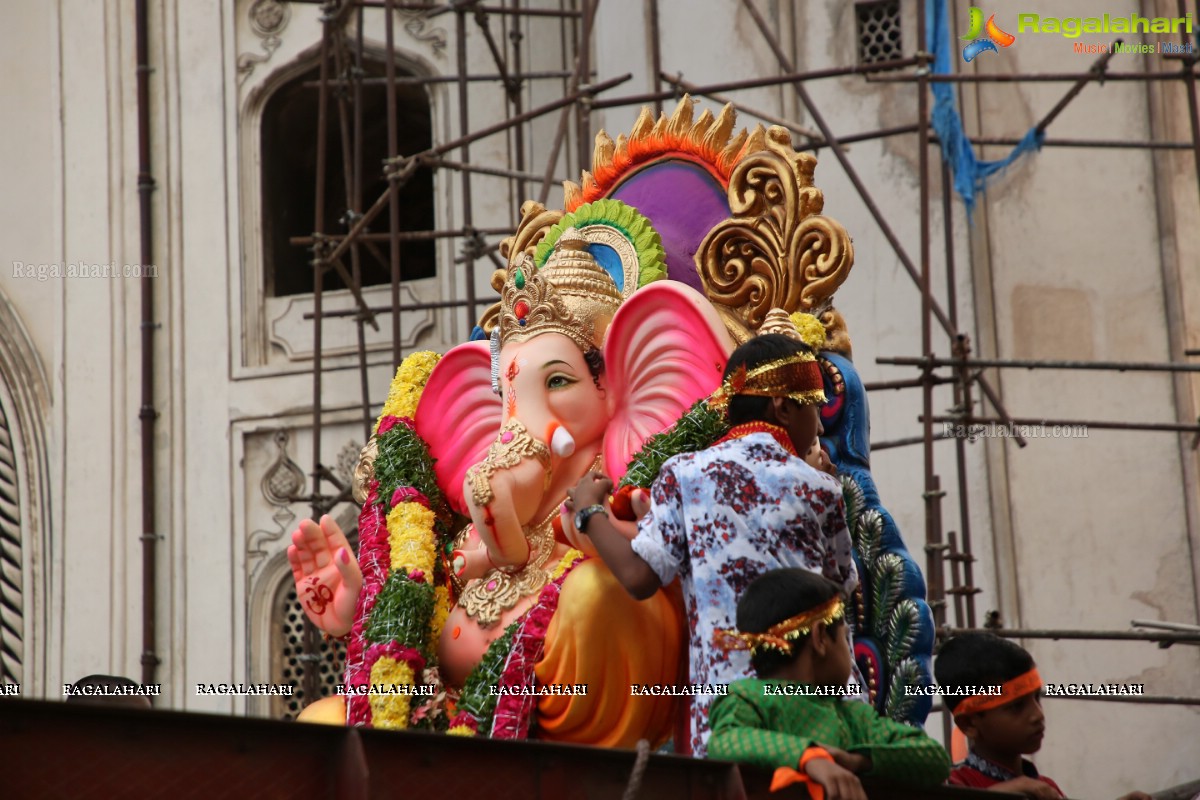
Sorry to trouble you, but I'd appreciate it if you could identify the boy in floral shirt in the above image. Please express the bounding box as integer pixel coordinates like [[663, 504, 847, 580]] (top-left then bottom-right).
[[568, 334, 857, 755]]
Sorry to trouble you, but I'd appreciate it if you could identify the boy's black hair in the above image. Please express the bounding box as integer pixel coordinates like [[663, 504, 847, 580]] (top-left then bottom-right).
[[723, 334, 816, 426], [736, 567, 845, 677], [934, 632, 1035, 712]]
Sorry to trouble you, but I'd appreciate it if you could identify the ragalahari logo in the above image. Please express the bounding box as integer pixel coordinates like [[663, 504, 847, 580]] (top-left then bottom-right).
[[961, 7, 1016, 62]]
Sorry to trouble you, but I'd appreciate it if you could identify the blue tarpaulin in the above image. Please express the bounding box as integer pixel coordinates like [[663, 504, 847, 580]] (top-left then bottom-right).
[[927, 0, 1044, 213]]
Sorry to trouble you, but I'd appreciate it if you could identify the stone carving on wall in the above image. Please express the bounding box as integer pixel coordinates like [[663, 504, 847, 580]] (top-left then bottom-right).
[[238, 0, 292, 83], [334, 439, 363, 495], [260, 429, 306, 507], [248, 429, 305, 581], [400, 9, 447, 57]]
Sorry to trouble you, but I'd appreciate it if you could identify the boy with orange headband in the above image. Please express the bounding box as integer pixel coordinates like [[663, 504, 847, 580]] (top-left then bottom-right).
[[708, 569, 949, 798], [935, 633, 1151, 799]]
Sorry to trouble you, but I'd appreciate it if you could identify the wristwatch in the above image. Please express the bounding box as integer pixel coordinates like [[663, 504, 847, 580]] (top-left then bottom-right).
[[573, 504, 608, 534]]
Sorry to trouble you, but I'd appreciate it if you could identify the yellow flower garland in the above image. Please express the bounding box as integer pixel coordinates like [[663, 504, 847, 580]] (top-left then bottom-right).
[[368, 656, 415, 730], [552, 548, 585, 580], [790, 312, 828, 353], [377, 350, 442, 429], [386, 502, 437, 581], [431, 585, 452, 644]]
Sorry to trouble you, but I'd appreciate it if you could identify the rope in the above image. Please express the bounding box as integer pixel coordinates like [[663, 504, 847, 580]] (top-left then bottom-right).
[[621, 739, 651, 800]]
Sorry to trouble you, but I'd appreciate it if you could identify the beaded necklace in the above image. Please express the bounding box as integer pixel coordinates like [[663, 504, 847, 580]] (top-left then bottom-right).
[[715, 421, 799, 458]]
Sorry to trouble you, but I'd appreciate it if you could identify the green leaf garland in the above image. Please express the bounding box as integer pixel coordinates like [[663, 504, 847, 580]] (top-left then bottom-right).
[[365, 573, 436, 659], [618, 399, 729, 489], [373, 423, 445, 514], [458, 619, 522, 736]]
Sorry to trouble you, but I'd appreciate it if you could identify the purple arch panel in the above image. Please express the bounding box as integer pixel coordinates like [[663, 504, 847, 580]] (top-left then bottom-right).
[[608, 160, 731, 294]]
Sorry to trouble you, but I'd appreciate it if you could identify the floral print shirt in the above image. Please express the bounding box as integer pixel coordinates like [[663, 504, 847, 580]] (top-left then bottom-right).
[[630, 432, 858, 756]]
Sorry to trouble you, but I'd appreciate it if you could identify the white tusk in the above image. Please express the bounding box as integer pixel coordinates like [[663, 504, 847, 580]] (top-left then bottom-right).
[[551, 425, 576, 458]]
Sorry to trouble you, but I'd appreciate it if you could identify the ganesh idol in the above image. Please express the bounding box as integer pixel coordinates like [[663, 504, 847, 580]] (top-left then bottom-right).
[[290, 212, 737, 745]]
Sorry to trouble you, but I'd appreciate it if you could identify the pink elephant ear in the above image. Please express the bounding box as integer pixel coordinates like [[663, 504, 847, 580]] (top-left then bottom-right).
[[603, 282, 735, 482], [414, 341, 501, 515]]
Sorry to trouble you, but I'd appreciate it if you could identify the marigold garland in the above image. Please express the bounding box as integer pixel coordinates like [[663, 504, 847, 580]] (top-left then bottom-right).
[[377, 351, 441, 428], [431, 585, 452, 644], [550, 548, 585, 580], [374, 422, 445, 515], [365, 572, 436, 657], [355, 496, 441, 727], [790, 312, 828, 353], [364, 643, 425, 730], [386, 502, 437, 580]]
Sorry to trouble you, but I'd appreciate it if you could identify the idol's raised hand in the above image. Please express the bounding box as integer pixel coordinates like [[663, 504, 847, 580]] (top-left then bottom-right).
[[287, 515, 363, 637]]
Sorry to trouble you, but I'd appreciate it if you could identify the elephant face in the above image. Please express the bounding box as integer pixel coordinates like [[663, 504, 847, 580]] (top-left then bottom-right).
[[415, 281, 738, 524], [498, 332, 609, 469], [456, 332, 614, 562]]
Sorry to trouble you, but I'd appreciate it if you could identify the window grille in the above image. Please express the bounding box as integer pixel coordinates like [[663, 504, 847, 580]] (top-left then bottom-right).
[[272, 583, 346, 719], [0, 401, 21, 686], [856, 1, 903, 65]]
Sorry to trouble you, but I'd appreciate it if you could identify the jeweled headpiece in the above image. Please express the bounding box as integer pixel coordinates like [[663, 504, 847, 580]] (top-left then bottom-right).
[[499, 227, 623, 353], [713, 596, 845, 657]]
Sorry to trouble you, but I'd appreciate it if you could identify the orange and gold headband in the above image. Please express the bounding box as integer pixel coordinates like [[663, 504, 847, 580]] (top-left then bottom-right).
[[714, 597, 845, 657], [953, 668, 1043, 717], [710, 354, 826, 410]]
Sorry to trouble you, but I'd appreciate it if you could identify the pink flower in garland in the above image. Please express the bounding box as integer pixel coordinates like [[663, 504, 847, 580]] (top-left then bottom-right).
[[390, 486, 430, 509], [346, 481, 391, 726], [447, 711, 479, 736], [376, 415, 415, 435]]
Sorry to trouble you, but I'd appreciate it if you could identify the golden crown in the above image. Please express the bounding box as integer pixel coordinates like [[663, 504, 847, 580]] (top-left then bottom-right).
[[499, 227, 623, 352]]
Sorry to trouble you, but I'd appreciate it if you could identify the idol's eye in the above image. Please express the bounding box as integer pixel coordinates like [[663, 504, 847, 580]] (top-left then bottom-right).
[[547, 373, 576, 390]]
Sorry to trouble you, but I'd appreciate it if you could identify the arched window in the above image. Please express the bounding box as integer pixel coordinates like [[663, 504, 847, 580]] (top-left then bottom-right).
[[261, 56, 435, 297]]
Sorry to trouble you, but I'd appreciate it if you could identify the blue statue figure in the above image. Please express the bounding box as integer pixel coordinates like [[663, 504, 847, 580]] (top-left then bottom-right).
[[818, 350, 936, 725]]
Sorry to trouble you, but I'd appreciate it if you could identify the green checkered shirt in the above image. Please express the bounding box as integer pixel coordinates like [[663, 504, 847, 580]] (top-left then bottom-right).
[[708, 679, 950, 784]]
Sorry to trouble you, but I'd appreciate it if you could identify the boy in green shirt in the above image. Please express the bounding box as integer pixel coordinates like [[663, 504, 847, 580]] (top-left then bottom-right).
[[708, 568, 949, 799]]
